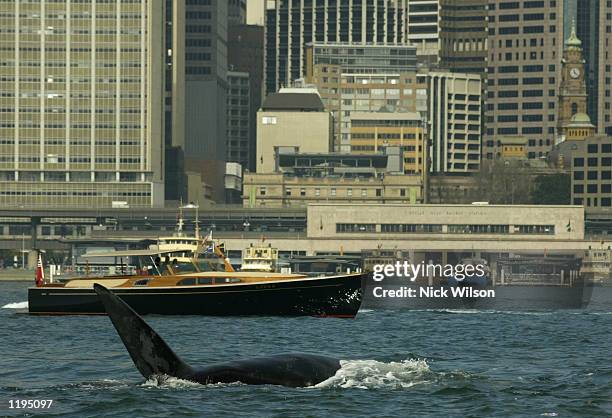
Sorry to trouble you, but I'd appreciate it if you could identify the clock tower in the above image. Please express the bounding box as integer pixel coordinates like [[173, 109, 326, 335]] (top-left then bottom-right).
[[558, 19, 589, 136]]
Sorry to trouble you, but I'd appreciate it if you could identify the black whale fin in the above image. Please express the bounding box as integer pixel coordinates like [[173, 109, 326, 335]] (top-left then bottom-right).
[[94, 284, 193, 380]]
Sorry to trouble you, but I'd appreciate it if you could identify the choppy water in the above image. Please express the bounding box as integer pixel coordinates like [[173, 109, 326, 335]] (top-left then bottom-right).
[[1, 281, 612, 417]]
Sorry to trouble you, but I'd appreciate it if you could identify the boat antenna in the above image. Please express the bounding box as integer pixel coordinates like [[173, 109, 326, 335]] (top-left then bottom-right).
[[194, 201, 200, 240]]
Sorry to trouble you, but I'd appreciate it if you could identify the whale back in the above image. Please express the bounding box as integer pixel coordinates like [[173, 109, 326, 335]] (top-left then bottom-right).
[[94, 284, 193, 379], [192, 353, 340, 387]]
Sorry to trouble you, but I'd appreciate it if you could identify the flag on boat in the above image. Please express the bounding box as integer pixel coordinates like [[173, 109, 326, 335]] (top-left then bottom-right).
[[35, 253, 44, 287]]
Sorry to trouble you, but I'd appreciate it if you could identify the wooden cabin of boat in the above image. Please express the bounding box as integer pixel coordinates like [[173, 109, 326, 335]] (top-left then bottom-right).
[[41, 247, 308, 289]]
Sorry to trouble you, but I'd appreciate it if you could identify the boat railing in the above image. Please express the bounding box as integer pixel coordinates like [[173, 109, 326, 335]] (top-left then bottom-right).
[[502, 273, 572, 286]]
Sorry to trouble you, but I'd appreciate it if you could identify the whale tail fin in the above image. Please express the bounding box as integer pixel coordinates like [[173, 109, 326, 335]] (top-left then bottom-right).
[[94, 284, 193, 380]]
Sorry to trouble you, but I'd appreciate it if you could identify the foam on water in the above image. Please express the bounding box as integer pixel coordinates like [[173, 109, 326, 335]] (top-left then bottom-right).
[[314, 358, 432, 389], [141, 375, 244, 389], [2, 301, 28, 309]]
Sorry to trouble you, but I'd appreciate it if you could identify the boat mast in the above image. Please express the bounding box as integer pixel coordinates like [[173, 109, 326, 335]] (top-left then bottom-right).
[[177, 199, 184, 236]]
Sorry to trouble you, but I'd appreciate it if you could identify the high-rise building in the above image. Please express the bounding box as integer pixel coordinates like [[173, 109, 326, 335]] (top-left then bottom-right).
[[264, 0, 412, 95], [0, 0, 164, 208], [170, 0, 228, 202], [571, 0, 612, 135], [228, 23, 265, 172], [439, 0, 488, 75], [483, 0, 565, 160], [164, 0, 186, 202], [304, 43, 420, 152], [228, 0, 247, 25], [349, 112, 426, 175], [407, 0, 440, 59], [427, 72, 482, 173], [226, 71, 250, 169]]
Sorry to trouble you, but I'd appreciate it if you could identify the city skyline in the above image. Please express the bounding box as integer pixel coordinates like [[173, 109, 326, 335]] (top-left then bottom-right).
[[0, 0, 609, 210]]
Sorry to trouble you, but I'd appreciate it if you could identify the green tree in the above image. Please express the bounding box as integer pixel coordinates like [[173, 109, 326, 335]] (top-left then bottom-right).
[[531, 174, 571, 204], [471, 160, 532, 204]]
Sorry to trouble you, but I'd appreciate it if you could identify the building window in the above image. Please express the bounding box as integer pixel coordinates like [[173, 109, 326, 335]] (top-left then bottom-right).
[[347, 188, 352, 197], [315, 188, 320, 197], [381, 224, 443, 233], [262, 116, 277, 125], [336, 224, 376, 233], [330, 188, 336, 197], [259, 187, 266, 196], [515, 225, 555, 235], [300, 188, 306, 196], [447, 225, 510, 234], [361, 189, 367, 197], [285, 188, 291, 196]]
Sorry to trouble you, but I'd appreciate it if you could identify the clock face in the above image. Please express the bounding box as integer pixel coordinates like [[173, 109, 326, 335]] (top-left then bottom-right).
[[570, 68, 581, 79]]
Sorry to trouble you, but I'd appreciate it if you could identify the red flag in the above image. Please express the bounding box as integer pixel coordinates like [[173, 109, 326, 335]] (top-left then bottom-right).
[[35, 253, 44, 287]]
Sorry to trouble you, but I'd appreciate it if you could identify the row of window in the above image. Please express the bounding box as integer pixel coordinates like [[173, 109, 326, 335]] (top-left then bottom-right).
[[336, 223, 556, 235], [574, 184, 612, 194], [0, 123, 142, 129], [574, 158, 612, 167], [0, 191, 150, 196], [0, 140, 140, 145], [0, 156, 141, 163]]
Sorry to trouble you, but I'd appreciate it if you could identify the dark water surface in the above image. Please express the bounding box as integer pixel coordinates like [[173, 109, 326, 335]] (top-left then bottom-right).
[[1, 281, 612, 417]]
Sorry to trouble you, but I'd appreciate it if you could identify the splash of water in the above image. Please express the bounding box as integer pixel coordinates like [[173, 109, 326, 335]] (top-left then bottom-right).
[[2, 301, 28, 309], [314, 358, 432, 389], [141, 375, 244, 389]]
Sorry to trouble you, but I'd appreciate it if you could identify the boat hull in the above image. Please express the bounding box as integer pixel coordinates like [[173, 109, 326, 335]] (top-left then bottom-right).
[[28, 274, 364, 316]]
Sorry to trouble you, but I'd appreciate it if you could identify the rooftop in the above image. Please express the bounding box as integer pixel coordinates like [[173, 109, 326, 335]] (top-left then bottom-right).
[[567, 112, 595, 128], [261, 92, 325, 112]]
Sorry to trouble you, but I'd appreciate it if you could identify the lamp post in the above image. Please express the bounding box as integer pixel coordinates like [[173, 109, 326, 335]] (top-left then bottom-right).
[[180, 202, 200, 238]]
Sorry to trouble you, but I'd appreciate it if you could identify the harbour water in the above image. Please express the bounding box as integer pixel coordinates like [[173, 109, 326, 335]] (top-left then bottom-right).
[[1, 281, 612, 417]]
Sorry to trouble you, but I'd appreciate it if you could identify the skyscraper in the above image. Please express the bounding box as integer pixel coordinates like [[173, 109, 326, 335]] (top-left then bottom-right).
[[305, 43, 419, 151], [406, 0, 440, 59], [228, 23, 265, 173], [427, 72, 482, 173], [571, 0, 612, 135], [226, 71, 250, 170], [0, 0, 164, 208], [439, 0, 488, 75], [264, 0, 412, 95], [483, 0, 565, 160], [170, 0, 228, 202]]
